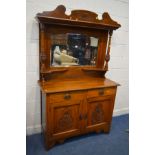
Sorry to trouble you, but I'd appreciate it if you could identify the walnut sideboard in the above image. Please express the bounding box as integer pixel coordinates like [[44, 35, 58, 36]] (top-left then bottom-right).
[[39, 77, 119, 149], [36, 5, 121, 150]]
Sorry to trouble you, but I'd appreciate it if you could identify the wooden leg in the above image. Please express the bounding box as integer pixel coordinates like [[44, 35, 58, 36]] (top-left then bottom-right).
[[103, 124, 111, 133], [96, 129, 102, 134], [45, 140, 55, 150], [58, 139, 65, 144]]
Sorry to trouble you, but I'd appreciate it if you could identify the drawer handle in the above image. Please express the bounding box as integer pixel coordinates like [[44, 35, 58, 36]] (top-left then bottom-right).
[[64, 93, 71, 100], [83, 114, 87, 120], [98, 89, 104, 96], [79, 114, 83, 120], [79, 114, 87, 120]]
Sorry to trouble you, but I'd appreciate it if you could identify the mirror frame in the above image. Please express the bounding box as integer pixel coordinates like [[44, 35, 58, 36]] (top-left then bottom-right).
[[36, 5, 121, 78], [50, 33, 99, 67]]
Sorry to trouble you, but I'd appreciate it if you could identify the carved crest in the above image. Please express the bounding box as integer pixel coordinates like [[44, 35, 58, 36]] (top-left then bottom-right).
[[36, 5, 121, 30]]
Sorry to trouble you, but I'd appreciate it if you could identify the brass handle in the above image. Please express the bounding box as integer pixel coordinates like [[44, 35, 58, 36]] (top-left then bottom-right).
[[98, 89, 104, 96], [83, 114, 87, 120], [79, 114, 87, 120], [64, 93, 71, 100], [79, 114, 83, 120]]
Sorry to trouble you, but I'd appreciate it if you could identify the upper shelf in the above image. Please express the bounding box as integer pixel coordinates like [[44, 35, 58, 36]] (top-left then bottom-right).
[[36, 5, 121, 30], [82, 68, 107, 72], [41, 67, 107, 74], [41, 68, 68, 74]]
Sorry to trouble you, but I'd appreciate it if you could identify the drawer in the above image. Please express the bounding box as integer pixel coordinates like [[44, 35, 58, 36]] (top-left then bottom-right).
[[49, 91, 84, 103], [87, 87, 116, 99]]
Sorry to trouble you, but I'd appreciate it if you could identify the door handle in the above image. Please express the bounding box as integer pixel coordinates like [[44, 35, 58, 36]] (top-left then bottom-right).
[[79, 114, 87, 120], [83, 114, 87, 120], [79, 114, 83, 120]]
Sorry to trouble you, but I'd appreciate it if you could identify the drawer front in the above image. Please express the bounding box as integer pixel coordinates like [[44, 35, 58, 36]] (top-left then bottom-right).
[[87, 87, 116, 99], [49, 91, 84, 103]]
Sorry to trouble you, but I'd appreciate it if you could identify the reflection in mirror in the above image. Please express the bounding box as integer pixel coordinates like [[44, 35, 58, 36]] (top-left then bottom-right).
[[51, 33, 99, 67]]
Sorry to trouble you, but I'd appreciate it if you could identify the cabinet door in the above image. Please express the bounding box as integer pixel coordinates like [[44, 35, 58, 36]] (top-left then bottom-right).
[[85, 96, 114, 131], [48, 100, 83, 139]]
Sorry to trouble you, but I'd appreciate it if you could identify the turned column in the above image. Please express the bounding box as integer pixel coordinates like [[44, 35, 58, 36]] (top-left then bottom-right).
[[104, 30, 113, 71], [39, 23, 46, 82]]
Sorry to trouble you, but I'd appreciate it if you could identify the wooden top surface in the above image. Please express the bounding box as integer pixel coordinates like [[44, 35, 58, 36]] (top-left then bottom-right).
[[38, 78, 119, 93]]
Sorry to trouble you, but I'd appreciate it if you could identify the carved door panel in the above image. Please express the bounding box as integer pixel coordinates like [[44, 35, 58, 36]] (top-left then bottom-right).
[[85, 96, 113, 130], [49, 100, 83, 138]]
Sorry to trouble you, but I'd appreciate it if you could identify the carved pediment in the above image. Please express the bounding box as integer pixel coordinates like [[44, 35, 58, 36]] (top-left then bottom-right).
[[36, 5, 121, 30], [37, 5, 69, 19], [70, 9, 98, 22]]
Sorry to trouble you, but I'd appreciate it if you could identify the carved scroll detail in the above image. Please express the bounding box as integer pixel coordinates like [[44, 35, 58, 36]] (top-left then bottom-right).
[[38, 5, 68, 19], [58, 110, 73, 131], [92, 104, 104, 124], [102, 12, 120, 27], [70, 10, 98, 22]]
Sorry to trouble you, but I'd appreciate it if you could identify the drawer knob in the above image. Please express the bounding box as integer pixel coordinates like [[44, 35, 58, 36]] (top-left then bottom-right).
[[79, 114, 87, 120], [98, 89, 104, 96], [83, 114, 87, 120], [79, 114, 83, 120], [64, 93, 71, 100]]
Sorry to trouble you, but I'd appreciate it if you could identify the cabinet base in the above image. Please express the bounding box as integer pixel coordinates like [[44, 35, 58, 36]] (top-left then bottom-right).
[[44, 124, 111, 150]]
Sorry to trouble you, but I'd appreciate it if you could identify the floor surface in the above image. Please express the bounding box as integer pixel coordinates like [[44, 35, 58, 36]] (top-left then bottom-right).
[[26, 114, 129, 155]]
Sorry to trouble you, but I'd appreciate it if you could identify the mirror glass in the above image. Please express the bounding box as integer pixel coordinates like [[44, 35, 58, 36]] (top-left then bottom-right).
[[50, 33, 99, 67]]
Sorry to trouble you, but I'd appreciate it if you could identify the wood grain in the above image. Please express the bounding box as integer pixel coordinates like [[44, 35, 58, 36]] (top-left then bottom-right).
[[36, 5, 121, 150]]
